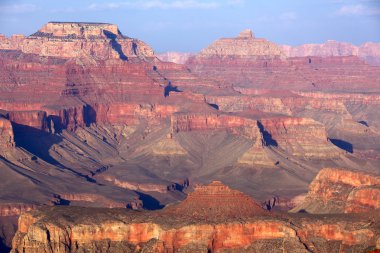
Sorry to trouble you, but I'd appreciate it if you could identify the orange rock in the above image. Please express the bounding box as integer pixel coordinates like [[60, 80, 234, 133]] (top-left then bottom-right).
[[0, 117, 15, 149], [292, 168, 380, 213]]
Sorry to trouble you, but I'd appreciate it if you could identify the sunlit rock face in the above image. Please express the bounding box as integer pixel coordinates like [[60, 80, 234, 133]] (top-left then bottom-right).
[[292, 168, 380, 214], [0, 22, 154, 60], [1, 22, 380, 253], [197, 29, 284, 58], [10, 182, 379, 253], [0, 117, 15, 150]]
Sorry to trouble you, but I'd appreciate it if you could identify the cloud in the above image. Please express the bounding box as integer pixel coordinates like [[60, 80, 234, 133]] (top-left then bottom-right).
[[337, 4, 380, 16], [88, 0, 243, 10], [279, 12, 297, 21], [0, 3, 39, 13]]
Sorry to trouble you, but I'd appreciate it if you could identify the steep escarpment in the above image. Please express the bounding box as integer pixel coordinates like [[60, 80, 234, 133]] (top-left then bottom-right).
[[0, 22, 154, 59], [198, 29, 284, 58], [165, 181, 268, 218], [281, 40, 380, 66], [1, 23, 380, 252], [259, 117, 341, 158], [10, 182, 379, 253], [292, 168, 380, 214], [170, 113, 340, 159], [0, 117, 15, 151]]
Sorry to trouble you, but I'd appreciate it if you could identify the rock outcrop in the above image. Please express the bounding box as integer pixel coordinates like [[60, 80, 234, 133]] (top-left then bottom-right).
[[259, 117, 340, 158], [281, 40, 380, 66], [292, 168, 380, 214], [1, 23, 380, 252], [0, 22, 154, 60], [10, 182, 379, 253], [0, 117, 15, 150], [197, 29, 284, 57], [165, 181, 268, 219], [186, 30, 380, 92]]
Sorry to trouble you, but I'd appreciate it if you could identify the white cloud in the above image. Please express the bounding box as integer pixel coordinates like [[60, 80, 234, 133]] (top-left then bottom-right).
[[0, 3, 39, 13], [337, 4, 380, 16], [88, 0, 243, 10]]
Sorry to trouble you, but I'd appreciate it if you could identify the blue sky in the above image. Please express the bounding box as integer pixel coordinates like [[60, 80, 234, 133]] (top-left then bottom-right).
[[0, 0, 379, 52]]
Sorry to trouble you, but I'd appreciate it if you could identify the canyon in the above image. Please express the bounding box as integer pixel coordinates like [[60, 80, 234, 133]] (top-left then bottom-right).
[[10, 181, 380, 253], [0, 23, 379, 252]]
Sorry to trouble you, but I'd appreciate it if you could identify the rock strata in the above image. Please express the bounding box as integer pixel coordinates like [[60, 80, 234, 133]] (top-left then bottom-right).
[[292, 168, 380, 213], [10, 182, 380, 252]]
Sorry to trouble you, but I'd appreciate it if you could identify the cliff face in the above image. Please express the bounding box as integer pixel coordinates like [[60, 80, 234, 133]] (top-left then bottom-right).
[[259, 117, 340, 158], [10, 182, 379, 253], [165, 181, 268, 218], [170, 113, 340, 159], [198, 29, 284, 58], [0, 117, 15, 150], [0, 22, 154, 60], [281, 40, 380, 66], [1, 23, 380, 252], [292, 168, 380, 214]]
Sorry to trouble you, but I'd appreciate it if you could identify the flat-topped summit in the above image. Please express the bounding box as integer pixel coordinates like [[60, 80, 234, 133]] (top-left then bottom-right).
[[36, 21, 121, 38], [166, 181, 268, 219], [238, 29, 254, 39], [198, 28, 283, 57], [0, 22, 154, 59]]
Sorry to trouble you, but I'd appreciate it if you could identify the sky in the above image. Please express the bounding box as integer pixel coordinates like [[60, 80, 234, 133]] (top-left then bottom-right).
[[0, 0, 379, 52]]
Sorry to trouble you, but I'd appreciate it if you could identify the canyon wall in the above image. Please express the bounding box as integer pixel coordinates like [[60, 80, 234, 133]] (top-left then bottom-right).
[[281, 40, 380, 66], [0, 22, 154, 60], [292, 168, 380, 214], [10, 181, 379, 253]]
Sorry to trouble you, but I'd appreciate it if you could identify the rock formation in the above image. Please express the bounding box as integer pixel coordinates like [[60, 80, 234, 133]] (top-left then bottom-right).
[[0, 117, 15, 150], [10, 182, 380, 252], [197, 29, 283, 57], [186, 30, 380, 92], [0, 22, 154, 60], [165, 181, 268, 219], [281, 40, 380, 66], [292, 168, 380, 214], [1, 23, 380, 252]]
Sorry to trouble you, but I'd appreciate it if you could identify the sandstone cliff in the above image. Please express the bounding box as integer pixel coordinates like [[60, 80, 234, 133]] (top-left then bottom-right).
[[198, 29, 284, 58], [10, 182, 379, 253], [0, 117, 15, 150], [281, 40, 380, 66], [292, 168, 380, 214], [0, 22, 154, 60]]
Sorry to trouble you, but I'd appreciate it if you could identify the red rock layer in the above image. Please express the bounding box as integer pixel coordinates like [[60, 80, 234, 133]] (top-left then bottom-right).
[[187, 31, 380, 93], [292, 168, 380, 213], [8, 111, 47, 131], [170, 112, 340, 158], [0, 204, 38, 217], [166, 181, 268, 218], [170, 113, 262, 140], [187, 54, 380, 92], [259, 117, 340, 158], [10, 206, 379, 253]]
